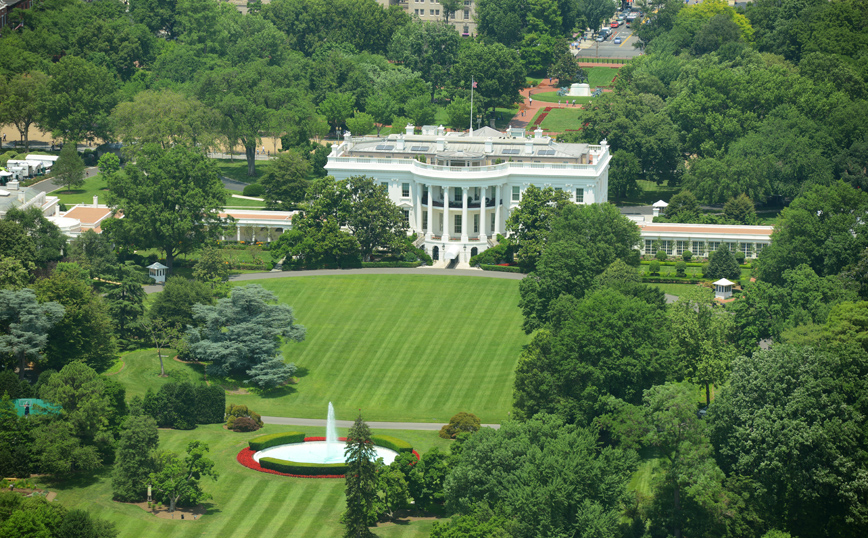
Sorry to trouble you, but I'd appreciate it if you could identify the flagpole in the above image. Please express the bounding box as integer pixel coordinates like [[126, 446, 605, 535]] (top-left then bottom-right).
[[469, 76, 474, 133]]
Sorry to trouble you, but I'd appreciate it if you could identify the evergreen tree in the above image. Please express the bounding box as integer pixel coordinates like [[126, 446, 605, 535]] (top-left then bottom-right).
[[723, 193, 756, 224], [706, 244, 741, 281], [343, 413, 377, 537], [0, 288, 65, 380], [103, 264, 146, 349], [112, 415, 159, 502], [53, 143, 86, 193]]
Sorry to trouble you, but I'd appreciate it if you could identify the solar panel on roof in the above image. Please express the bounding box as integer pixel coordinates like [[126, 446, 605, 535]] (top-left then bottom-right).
[[375, 145, 394, 150], [538, 149, 556, 156], [410, 146, 429, 152], [502, 149, 520, 155]]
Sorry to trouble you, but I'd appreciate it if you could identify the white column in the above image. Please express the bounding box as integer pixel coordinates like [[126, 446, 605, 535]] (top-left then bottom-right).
[[414, 182, 422, 233], [495, 184, 503, 235], [479, 186, 487, 240], [443, 186, 450, 240], [461, 186, 469, 242], [426, 184, 433, 239], [237, 226, 241, 242]]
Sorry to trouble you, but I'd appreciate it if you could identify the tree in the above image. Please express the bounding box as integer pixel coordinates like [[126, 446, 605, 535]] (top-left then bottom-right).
[[364, 94, 395, 136], [668, 287, 736, 405], [705, 244, 740, 281], [3, 207, 67, 268], [505, 185, 571, 273], [0, 71, 49, 151], [0, 222, 37, 272], [549, 202, 642, 271], [42, 56, 119, 143], [375, 465, 409, 522], [67, 230, 117, 279], [608, 150, 642, 203], [111, 415, 158, 502], [579, 0, 617, 39], [193, 246, 230, 288], [0, 393, 32, 478], [0, 257, 35, 291], [150, 441, 218, 513], [259, 150, 311, 210], [709, 345, 868, 537], [343, 176, 407, 262], [346, 112, 375, 137], [453, 41, 524, 121], [445, 98, 471, 131], [723, 193, 756, 224], [0, 289, 65, 380], [34, 265, 118, 373], [53, 143, 86, 193], [103, 263, 147, 349], [186, 285, 305, 388], [404, 95, 436, 130], [109, 90, 220, 153], [439, 412, 481, 439], [388, 21, 459, 102], [662, 190, 700, 222], [103, 145, 228, 274], [443, 414, 634, 537], [343, 413, 377, 537], [756, 181, 868, 286], [548, 40, 585, 85], [319, 92, 356, 136], [440, 0, 461, 23], [148, 276, 214, 329]]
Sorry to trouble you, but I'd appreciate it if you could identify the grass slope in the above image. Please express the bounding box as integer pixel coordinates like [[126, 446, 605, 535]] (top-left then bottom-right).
[[39, 424, 449, 538], [128, 275, 528, 424], [51, 173, 109, 205]]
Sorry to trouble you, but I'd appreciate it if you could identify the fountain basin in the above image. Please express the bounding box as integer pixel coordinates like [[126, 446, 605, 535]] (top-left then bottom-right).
[[253, 441, 400, 465]]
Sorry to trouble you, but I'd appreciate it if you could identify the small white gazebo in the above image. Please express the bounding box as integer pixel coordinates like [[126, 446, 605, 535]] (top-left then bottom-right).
[[146, 262, 168, 284], [652, 200, 669, 217], [713, 278, 734, 300]]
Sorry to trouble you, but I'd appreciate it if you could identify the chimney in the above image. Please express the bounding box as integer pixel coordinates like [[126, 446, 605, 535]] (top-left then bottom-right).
[[484, 137, 493, 153], [525, 140, 533, 154], [397, 135, 405, 151], [436, 137, 445, 152], [534, 128, 543, 139], [437, 124, 445, 136], [343, 130, 352, 143], [406, 124, 415, 136]]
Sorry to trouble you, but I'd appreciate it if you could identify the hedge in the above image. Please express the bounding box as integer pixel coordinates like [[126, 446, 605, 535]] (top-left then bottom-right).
[[642, 277, 706, 284], [479, 264, 523, 273], [248, 432, 306, 451], [370, 435, 413, 453], [259, 457, 347, 476], [194, 385, 226, 424], [360, 261, 423, 268]]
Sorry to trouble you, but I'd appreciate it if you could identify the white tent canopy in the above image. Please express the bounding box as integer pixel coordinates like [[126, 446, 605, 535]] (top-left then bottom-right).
[[445, 246, 461, 261]]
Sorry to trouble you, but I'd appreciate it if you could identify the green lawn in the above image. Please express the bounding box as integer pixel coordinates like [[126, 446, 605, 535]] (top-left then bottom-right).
[[647, 283, 703, 297], [618, 179, 680, 206], [214, 158, 274, 184], [585, 66, 620, 87], [530, 92, 595, 104], [224, 195, 267, 208], [36, 423, 450, 538], [133, 275, 529, 424], [51, 173, 109, 206], [530, 107, 584, 133]]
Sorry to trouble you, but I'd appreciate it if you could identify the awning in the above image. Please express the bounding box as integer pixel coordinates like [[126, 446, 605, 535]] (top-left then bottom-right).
[[445, 246, 461, 261]]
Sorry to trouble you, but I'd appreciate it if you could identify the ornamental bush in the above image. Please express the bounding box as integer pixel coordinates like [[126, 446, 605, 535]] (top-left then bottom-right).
[[225, 403, 264, 431], [649, 260, 661, 275], [142, 381, 225, 429], [248, 432, 305, 451], [683, 250, 693, 262], [242, 183, 265, 197], [260, 457, 347, 476], [655, 249, 668, 262], [439, 412, 481, 439], [195, 385, 225, 424], [675, 260, 687, 277], [232, 417, 260, 432], [370, 435, 413, 453]]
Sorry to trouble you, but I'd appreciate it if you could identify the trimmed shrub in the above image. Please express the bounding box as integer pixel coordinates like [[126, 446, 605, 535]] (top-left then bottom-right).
[[260, 457, 347, 476], [361, 261, 422, 268], [735, 250, 746, 264], [439, 412, 481, 439], [649, 260, 661, 275], [683, 250, 693, 262], [195, 385, 226, 424], [675, 261, 687, 277], [232, 417, 260, 432], [480, 264, 523, 273], [242, 183, 265, 197], [371, 435, 413, 453], [248, 432, 306, 451], [655, 250, 668, 262], [225, 403, 264, 431]]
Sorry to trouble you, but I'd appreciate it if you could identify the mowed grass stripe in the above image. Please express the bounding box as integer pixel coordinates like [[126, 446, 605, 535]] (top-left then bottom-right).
[[268, 480, 325, 536], [229, 479, 296, 538], [209, 476, 266, 536], [476, 305, 525, 413], [297, 482, 346, 538]]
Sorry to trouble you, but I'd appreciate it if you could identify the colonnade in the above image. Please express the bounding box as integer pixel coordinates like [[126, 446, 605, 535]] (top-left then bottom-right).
[[414, 183, 506, 242]]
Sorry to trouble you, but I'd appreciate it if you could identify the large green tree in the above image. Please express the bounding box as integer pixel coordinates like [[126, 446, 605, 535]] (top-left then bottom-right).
[[53, 143, 86, 193], [111, 414, 159, 502], [452, 41, 525, 122], [388, 21, 460, 102], [103, 145, 228, 274], [0, 71, 49, 151], [0, 289, 64, 380], [2, 207, 67, 268], [343, 176, 407, 262], [343, 413, 377, 537], [259, 150, 311, 210], [42, 56, 119, 143], [110, 90, 220, 153], [186, 285, 305, 388], [505, 185, 571, 273], [149, 441, 218, 513]]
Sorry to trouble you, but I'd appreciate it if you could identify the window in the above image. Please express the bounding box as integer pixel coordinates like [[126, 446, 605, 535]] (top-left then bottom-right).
[[381, 181, 389, 189], [741, 242, 751, 256], [756, 243, 767, 255], [663, 241, 672, 255], [402, 209, 410, 224], [575, 189, 584, 203], [464, 9, 469, 18], [415, 9, 419, 14], [422, 212, 428, 231], [402, 182, 410, 197], [512, 186, 520, 201], [430, 9, 434, 14], [676, 241, 688, 256], [645, 240, 654, 255], [473, 214, 479, 234], [490, 212, 495, 231], [438, 214, 443, 233], [707, 241, 720, 252], [692, 241, 704, 256], [454, 188, 462, 202], [464, 25, 469, 33], [435, 9, 439, 15], [454, 214, 462, 234]]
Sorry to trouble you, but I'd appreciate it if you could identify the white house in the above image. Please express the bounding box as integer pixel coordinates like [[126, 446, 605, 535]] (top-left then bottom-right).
[[326, 125, 611, 264], [638, 222, 773, 259]]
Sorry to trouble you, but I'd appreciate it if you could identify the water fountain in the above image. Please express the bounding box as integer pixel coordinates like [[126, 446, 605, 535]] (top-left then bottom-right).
[[251, 404, 399, 465]]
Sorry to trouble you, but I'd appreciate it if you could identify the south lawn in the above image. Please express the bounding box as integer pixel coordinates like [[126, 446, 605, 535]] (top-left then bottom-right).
[[122, 274, 529, 425]]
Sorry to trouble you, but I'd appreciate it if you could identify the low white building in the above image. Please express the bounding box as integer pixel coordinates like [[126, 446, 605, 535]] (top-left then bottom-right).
[[638, 222, 773, 259], [326, 125, 611, 264]]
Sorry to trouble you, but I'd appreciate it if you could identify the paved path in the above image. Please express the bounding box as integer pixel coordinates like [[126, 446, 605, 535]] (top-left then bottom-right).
[[262, 416, 500, 431], [144, 267, 524, 294], [28, 166, 100, 195]]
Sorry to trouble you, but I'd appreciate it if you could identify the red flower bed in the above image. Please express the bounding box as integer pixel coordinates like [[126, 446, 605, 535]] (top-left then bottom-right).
[[237, 438, 420, 478]]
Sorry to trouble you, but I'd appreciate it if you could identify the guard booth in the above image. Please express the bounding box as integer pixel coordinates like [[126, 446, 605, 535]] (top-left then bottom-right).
[[714, 278, 734, 300], [147, 262, 168, 284]]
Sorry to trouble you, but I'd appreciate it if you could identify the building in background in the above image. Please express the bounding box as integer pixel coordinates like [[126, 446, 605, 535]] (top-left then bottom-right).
[[378, 0, 477, 36]]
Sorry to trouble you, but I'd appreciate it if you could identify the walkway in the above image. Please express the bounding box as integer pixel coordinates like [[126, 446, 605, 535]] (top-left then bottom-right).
[[261, 415, 501, 431]]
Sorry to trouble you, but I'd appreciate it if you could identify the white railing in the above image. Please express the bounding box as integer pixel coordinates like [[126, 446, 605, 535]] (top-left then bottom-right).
[[329, 157, 604, 174]]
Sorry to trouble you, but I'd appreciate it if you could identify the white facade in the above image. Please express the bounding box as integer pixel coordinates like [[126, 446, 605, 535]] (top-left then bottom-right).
[[326, 126, 611, 264], [638, 222, 773, 259]]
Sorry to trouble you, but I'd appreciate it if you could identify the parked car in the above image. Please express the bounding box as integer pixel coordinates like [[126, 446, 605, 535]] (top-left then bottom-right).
[[611, 20, 620, 28], [595, 33, 605, 42]]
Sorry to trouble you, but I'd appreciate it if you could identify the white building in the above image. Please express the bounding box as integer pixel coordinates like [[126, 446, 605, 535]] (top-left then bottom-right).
[[326, 125, 612, 264], [377, 0, 478, 36], [637, 222, 773, 259]]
